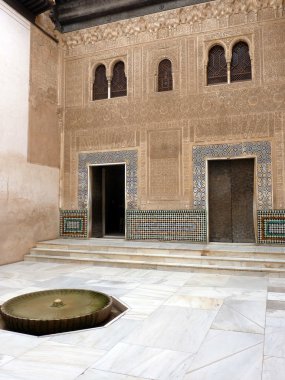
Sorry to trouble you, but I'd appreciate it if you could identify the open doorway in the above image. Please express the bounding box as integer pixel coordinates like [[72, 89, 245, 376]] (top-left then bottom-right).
[[208, 158, 255, 243], [90, 164, 125, 238]]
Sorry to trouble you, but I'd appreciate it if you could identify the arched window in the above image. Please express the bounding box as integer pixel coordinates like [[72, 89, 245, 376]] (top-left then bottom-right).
[[111, 61, 127, 98], [158, 59, 173, 92], [93, 64, 108, 100], [231, 41, 252, 82], [207, 45, 227, 85]]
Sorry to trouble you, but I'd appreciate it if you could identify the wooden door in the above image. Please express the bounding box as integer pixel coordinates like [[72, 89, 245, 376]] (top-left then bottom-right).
[[208, 159, 255, 243], [91, 166, 103, 237], [105, 165, 125, 236]]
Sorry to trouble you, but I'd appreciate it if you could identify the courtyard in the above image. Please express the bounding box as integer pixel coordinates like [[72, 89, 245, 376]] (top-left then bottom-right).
[[0, 261, 284, 379]]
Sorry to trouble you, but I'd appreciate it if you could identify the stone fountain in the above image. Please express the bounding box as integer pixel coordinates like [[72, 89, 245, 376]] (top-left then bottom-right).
[[0, 289, 113, 335]]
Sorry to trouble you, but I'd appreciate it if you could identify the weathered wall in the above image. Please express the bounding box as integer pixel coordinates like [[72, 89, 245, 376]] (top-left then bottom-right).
[[0, 1, 59, 264], [28, 25, 60, 168], [60, 0, 285, 217]]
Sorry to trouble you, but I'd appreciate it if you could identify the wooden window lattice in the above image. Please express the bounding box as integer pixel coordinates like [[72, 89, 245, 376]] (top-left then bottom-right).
[[158, 59, 173, 92], [207, 45, 227, 85], [93, 64, 108, 100], [231, 41, 252, 82], [111, 61, 127, 98]]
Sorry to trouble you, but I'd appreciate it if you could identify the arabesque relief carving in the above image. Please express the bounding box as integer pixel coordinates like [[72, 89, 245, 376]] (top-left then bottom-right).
[[61, 0, 284, 50]]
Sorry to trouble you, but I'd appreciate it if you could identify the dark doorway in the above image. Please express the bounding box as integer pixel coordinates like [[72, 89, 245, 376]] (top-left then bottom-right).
[[208, 159, 255, 243], [90, 165, 125, 238]]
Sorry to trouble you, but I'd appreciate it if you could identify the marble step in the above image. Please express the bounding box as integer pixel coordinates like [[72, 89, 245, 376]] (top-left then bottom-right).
[[28, 247, 285, 268], [24, 253, 285, 276], [34, 243, 285, 260], [26, 248, 285, 270], [35, 243, 204, 255]]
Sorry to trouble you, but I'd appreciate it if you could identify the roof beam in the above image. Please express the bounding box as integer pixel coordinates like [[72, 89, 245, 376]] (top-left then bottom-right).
[[54, 0, 214, 33], [3, 0, 35, 21]]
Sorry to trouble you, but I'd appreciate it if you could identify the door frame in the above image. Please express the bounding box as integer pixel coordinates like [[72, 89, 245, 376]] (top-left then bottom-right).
[[88, 162, 127, 239], [206, 156, 257, 243]]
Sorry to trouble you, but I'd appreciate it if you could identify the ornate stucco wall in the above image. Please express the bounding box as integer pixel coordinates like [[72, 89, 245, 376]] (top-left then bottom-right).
[[0, 1, 59, 264], [59, 0, 285, 240]]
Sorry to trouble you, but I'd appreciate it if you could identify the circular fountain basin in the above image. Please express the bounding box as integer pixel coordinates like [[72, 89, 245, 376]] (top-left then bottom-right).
[[0, 289, 113, 335]]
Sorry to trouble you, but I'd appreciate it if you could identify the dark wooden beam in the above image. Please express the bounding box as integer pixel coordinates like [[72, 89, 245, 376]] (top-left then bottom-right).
[[57, 0, 165, 23], [54, 0, 214, 33], [3, 0, 35, 22]]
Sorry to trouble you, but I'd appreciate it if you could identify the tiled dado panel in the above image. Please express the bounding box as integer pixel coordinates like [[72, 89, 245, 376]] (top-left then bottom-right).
[[258, 210, 285, 244], [126, 210, 207, 241], [193, 141, 272, 210], [60, 210, 88, 238], [78, 150, 138, 209]]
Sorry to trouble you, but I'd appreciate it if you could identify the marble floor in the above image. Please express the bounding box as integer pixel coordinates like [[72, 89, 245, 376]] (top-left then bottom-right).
[[0, 262, 284, 379]]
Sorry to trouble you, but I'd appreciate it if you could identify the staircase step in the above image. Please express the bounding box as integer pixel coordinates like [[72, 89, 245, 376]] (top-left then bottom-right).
[[24, 253, 285, 277], [26, 239, 285, 277], [34, 244, 285, 259], [28, 247, 285, 269]]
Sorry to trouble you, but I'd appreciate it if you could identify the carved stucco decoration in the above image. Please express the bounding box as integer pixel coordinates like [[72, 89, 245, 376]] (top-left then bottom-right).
[[63, 84, 285, 131], [61, 0, 284, 49]]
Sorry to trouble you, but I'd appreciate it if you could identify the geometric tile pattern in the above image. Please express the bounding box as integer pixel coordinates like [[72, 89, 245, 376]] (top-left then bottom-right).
[[60, 209, 88, 238], [78, 150, 138, 210], [126, 209, 207, 241], [193, 141, 272, 210], [257, 210, 285, 244]]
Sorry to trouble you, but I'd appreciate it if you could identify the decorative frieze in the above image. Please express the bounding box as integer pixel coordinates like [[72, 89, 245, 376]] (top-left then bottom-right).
[[61, 0, 284, 50]]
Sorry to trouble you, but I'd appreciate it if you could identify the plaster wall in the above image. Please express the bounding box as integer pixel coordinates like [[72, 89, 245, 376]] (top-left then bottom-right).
[[60, 0, 285, 215], [28, 25, 60, 168], [0, 0, 59, 265]]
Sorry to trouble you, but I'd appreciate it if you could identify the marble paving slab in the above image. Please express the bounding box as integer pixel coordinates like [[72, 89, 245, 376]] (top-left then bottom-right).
[[262, 356, 285, 380], [185, 273, 230, 287], [211, 300, 265, 334], [50, 318, 141, 351], [184, 343, 263, 380], [0, 355, 14, 367], [0, 331, 46, 357], [77, 369, 149, 379], [0, 261, 283, 380], [124, 305, 217, 353], [223, 276, 268, 290], [188, 329, 263, 372], [266, 310, 285, 327], [175, 285, 265, 300], [93, 342, 193, 380], [268, 292, 285, 301], [0, 341, 106, 380], [164, 294, 223, 309], [264, 326, 285, 358]]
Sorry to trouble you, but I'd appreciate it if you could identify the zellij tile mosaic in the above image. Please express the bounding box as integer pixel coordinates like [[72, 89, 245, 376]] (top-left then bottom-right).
[[126, 209, 207, 242], [60, 210, 88, 238], [258, 210, 285, 244]]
